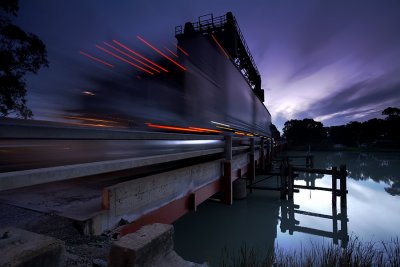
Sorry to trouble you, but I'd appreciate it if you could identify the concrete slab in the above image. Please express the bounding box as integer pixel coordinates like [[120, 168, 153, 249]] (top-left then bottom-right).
[[108, 223, 206, 267], [0, 227, 65, 267]]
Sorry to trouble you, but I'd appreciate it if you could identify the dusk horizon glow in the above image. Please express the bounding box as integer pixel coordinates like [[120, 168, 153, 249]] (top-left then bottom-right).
[[15, 0, 400, 132]]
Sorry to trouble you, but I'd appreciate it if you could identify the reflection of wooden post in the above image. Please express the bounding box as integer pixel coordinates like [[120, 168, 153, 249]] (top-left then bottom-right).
[[310, 155, 314, 168], [340, 165, 347, 208], [340, 207, 349, 248], [332, 205, 338, 244], [222, 135, 233, 205], [280, 202, 288, 233], [332, 166, 337, 206], [249, 138, 255, 183]]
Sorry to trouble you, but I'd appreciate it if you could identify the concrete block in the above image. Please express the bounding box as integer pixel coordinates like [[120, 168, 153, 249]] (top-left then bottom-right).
[[108, 223, 174, 267], [108, 224, 207, 267], [0, 227, 65, 267]]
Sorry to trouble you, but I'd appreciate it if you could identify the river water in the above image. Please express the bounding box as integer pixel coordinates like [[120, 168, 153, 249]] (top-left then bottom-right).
[[173, 151, 400, 266]]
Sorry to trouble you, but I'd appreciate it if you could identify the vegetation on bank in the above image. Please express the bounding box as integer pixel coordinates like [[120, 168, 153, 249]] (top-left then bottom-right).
[[220, 236, 400, 267], [277, 107, 400, 151]]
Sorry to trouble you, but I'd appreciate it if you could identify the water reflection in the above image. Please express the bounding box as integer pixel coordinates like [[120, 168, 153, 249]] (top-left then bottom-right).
[[280, 198, 349, 248], [290, 151, 400, 196], [174, 152, 400, 265], [174, 192, 280, 266]]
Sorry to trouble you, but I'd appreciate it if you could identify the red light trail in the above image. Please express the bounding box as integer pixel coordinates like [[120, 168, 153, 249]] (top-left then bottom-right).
[[79, 51, 114, 68], [112, 40, 169, 72], [176, 44, 189, 56], [103, 42, 161, 73], [211, 34, 230, 59], [164, 46, 179, 58], [137, 36, 187, 71], [96, 45, 154, 75]]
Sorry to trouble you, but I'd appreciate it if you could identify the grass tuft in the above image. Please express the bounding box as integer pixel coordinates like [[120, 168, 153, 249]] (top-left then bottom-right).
[[220, 236, 400, 267]]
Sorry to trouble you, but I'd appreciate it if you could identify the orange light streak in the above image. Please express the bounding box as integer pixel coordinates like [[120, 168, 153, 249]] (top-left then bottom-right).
[[146, 123, 204, 133], [79, 51, 114, 68], [103, 42, 160, 73], [96, 45, 154, 75], [137, 36, 187, 71], [188, 127, 222, 133], [215, 125, 234, 131], [211, 35, 230, 59], [112, 40, 169, 72], [234, 131, 246, 136], [164, 46, 179, 58], [176, 44, 189, 56]]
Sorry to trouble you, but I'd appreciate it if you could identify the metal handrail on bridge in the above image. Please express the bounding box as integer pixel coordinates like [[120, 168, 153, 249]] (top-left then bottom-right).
[[0, 118, 269, 191]]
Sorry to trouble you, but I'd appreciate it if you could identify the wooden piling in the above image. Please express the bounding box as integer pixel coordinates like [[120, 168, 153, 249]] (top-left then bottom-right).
[[340, 164, 347, 208], [332, 166, 337, 206], [288, 165, 294, 199], [280, 164, 286, 199]]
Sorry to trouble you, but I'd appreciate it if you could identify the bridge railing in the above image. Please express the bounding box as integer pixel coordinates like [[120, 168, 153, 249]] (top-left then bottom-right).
[[0, 118, 270, 191]]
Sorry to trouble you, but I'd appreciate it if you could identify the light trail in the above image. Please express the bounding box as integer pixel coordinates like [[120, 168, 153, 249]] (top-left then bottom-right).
[[96, 45, 154, 75], [211, 34, 230, 59], [146, 123, 203, 133], [188, 127, 222, 133], [164, 46, 179, 58], [112, 40, 169, 72], [103, 41, 160, 73], [176, 44, 189, 56], [137, 36, 187, 71], [79, 51, 114, 68], [82, 91, 95, 96]]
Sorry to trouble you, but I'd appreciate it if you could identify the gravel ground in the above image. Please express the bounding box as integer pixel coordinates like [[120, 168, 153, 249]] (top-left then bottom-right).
[[0, 203, 111, 266]]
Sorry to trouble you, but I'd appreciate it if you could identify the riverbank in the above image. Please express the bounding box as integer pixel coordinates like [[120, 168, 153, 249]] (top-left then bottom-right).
[[220, 236, 400, 267], [0, 203, 111, 266]]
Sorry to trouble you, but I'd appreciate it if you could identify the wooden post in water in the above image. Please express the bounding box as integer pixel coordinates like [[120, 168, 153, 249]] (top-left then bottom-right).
[[288, 165, 294, 199], [340, 206, 349, 248], [222, 135, 233, 205], [280, 164, 286, 199], [332, 166, 338, 206], [332, 205, 338, 244], [339, 164, 347, 208]]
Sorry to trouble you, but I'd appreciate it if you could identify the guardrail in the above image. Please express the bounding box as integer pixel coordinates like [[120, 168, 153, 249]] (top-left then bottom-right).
[[0, 118, 272, 192]]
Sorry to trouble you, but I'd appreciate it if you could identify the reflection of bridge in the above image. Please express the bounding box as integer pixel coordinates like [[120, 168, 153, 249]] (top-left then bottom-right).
[[280, 199, 349, 248], [249, 154, 349, 247]]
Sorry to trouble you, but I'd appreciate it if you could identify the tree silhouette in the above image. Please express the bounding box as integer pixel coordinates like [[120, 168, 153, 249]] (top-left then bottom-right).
[[270, 123, 281, 140], [0, 0, 48, 118], [283, 118, 326, 146]]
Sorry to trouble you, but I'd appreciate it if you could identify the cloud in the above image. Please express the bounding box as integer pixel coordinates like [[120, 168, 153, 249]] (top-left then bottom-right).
[[299, 77, 400, 125]]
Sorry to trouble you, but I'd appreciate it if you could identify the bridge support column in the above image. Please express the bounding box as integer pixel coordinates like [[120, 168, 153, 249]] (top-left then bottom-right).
[[222, 135, 233, 205], [249, 138, 255, 183], [259, 138, 265, 171]]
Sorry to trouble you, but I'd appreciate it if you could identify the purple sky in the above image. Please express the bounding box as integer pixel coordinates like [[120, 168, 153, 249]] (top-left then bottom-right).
[[16, 0, 400, 131]]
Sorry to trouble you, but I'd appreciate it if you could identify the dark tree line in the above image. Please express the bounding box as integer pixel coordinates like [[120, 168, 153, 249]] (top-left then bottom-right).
[[328, 107, 400, 148], [0, 0, 48, 118], [282, 118, 326, 146], [282, 107, 400, 148]]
